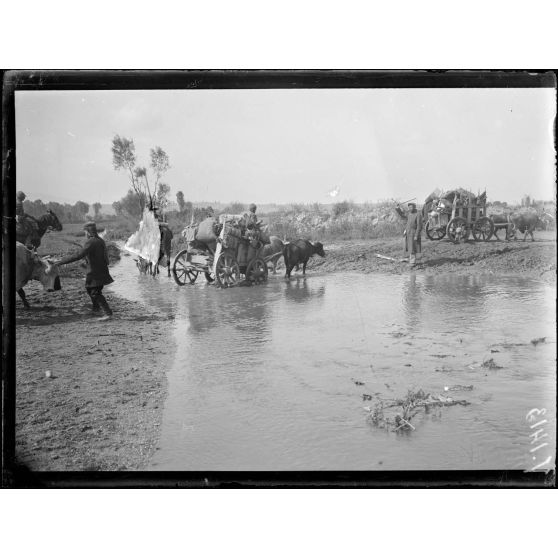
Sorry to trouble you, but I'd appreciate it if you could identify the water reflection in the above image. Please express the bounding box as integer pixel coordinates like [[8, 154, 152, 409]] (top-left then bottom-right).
[[402, 273, 423, 330], [184, 286, 225, 334], [110, 256, 555, 470], [284, 277, 326, 305], [421, 274, 488, 315]]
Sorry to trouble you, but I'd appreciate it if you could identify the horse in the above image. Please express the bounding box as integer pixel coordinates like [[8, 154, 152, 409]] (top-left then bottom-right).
[[16, 210, 63, 249]]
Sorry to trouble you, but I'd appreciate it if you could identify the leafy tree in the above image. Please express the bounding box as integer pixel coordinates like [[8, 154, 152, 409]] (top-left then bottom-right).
[[23, 199, 47, 218], [112, 200, 123, 216], [156, 182, 171, 211], [93, 202, 102, 219], [112, 135, 171, 215], [112, 135, 144, 214], [74, 201, 90, 220], [150, 147, 170, 193], [176, 191, 186, 213], [115, 189, 146, 220]]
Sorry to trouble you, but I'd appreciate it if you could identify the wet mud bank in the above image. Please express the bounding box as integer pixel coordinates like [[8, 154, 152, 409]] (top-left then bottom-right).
[[309, 232, 556, 284], [15, 243, 174, 471]]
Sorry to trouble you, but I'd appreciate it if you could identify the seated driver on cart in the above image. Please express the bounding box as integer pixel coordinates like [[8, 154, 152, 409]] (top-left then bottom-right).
[[243, 203, 262, 232]]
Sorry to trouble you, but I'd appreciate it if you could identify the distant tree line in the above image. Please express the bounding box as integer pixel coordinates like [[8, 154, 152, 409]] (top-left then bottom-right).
[[23, 199, 92, 223]]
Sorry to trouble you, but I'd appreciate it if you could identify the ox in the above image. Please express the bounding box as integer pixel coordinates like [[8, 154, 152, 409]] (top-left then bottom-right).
[[283, 239, 325, 279], [490, 213, 515, 241], [16, 242, 61, 308], [509, 212, 545, 242], [260, 236, 284, 274]]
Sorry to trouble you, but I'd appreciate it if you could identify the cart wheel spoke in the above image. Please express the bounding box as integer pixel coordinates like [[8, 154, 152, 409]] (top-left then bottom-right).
[[425, 221, 446, 241], [246, 258, 268, 284], [471, 217, 494, 242], [446, 217, 469, 243], [215, 253, 240, 288], [172, 250, 199, 285]]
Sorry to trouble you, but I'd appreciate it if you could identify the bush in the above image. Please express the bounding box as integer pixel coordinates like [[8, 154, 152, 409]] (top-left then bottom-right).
[[332, 200, 354, 217]]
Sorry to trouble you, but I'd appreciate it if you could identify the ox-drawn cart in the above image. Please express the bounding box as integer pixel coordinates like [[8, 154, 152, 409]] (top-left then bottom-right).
[[424, 190, 497, 243], [172, 214, 277, 288]]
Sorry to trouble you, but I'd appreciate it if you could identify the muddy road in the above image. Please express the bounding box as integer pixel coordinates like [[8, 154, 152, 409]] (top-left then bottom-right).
[[14, 230, 556, 471]]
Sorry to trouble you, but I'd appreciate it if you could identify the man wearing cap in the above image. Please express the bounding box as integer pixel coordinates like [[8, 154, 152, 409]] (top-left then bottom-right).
[[55, 221, 114, 320], [395, 201, 423, 266]]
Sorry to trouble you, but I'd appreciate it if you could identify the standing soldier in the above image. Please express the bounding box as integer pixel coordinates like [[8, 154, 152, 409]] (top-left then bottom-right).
[[55, 221, 114, 320], [395, 201, 423, 266]]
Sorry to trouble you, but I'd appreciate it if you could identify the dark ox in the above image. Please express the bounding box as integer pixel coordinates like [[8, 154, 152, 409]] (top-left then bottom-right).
[[489, 213, 515, 241], [260, 236, 284, 274], [16, 242, 61, 308], [509, 212, 545, 242], [283, 239, 325, 279]]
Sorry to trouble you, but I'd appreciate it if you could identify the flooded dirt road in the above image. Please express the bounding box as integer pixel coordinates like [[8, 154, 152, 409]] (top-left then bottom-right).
[[110, 255, 556, 471]]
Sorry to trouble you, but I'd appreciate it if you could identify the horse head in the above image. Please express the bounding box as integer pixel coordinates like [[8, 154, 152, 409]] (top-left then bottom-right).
[[44, 210, 63, 231]]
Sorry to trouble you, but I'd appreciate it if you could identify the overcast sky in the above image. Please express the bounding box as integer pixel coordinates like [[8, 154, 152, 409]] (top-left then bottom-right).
[[16, 87, 556, 206]]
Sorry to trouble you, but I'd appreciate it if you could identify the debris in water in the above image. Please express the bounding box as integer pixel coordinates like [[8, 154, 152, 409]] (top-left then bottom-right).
[[444, 385, 473, 392], [365, 388, 470, 433], [531, 337, 546, 346], [362, 394, 373, 401], [352, 378, 365, 386], [482, 358, 503, 370], [490, 349, 500, 353]]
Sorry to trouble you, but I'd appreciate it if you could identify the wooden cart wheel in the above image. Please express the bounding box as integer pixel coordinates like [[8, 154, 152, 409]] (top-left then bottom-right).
[[425, 220, 446, 241], [446, 217, 469, 243], [246, 257, 269, 284], [471, 216, 494, 242], [215, 253, 240, 288], [172, 249, 199, 285]]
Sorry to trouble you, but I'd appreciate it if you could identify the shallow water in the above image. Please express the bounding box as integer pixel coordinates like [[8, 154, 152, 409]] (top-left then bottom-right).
[[109, 256, 556, 471]]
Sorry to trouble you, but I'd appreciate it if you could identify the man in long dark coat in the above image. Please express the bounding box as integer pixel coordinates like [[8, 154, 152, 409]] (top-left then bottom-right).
[[55, 221, 114, 320], [395, 202, 423, 265]]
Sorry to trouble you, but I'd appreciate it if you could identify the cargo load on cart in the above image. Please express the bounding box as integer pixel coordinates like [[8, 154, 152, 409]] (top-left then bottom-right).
[[172, 212, 276, 288], [423, 188, 494, 242]]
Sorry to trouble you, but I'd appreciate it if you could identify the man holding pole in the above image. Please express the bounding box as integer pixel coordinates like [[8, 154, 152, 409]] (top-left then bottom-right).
[[395, 200, 423, 266]]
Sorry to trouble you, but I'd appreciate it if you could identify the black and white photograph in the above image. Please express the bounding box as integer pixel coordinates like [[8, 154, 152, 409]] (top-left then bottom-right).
[[3, 70, 556, 484]]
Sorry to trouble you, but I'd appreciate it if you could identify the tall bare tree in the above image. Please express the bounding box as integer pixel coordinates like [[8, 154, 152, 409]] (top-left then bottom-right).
[[150, 146, 170, 193], [112, 136, 171, 215], [112, 135, 143, 214]]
